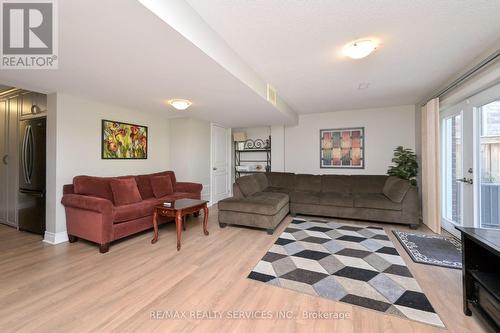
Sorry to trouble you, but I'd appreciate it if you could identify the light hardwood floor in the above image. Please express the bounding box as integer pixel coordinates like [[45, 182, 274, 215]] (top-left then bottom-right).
[[0, 206, 487, 333]]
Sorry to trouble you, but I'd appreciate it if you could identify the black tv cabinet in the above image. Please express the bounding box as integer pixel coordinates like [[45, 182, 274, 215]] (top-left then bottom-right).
[[456, 226, 500, 333]]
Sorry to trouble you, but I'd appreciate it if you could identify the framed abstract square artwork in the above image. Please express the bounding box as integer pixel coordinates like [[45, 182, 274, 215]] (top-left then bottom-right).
[[320, 127, 364, 168], [102, 120, 148, 159]]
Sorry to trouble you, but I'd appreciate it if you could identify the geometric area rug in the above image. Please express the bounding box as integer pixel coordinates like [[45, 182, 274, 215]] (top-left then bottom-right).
[[248, 218, 445, 328]]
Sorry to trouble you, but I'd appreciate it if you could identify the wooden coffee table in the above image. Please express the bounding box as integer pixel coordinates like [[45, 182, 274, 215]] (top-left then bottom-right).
[[151, 198, 209, 251]]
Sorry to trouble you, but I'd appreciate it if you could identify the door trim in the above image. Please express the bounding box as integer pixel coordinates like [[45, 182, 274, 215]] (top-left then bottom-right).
[[210, 123, 231, 206]]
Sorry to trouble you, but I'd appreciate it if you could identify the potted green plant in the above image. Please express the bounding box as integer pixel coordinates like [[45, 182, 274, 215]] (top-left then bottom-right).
[[387, 146, 418, 186]]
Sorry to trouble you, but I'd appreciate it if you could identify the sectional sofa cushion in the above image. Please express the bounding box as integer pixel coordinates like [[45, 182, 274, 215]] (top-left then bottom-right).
[[264, 186, 292, 194], [295, 174, 322, 192], [290, 191, 320, 204], [109, 178, 142, 206], [321, 175, 352, 193], [73, 176, 115, 203], [151, 175, 174, 198], [266, 172, 295, 189], [319, 192, 354, 207], [254, 173, 269, 190], [135, 171, 177, 199], [218, 192, 289, 216], [383, 176, 410, 202], [352, 175, 388, 193], [354, 193, 402, 211], [236, 175, 261, 197]]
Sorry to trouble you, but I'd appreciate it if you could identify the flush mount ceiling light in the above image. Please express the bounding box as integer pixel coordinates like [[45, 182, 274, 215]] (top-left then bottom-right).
[[168, 99, 192, 110], [343, 39, 377, 59]]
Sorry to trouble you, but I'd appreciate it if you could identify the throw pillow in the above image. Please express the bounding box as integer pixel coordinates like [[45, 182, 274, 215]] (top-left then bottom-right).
[[109, 178, 143, 206], [151, 175, 174, 198], [383, 176, 410, 203]]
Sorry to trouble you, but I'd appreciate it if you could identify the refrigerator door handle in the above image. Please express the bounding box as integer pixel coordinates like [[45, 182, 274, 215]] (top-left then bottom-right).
[[27, 125, 34, 183], [22, 125, 29, 184]]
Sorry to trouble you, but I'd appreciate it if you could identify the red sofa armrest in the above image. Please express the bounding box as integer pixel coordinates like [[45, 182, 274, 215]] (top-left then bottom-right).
[[175, 182, 203, 194], [61, 194, 114, 244], [62, 194, 114, 214]]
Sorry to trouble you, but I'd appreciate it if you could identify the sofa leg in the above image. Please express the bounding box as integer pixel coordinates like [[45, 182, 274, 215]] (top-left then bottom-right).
[[409, 224, 418, 230], [68, 235, 78, 243], [99, 243, 110, 254], [219, 223, 227, 228], [266, 228, 274, 235]]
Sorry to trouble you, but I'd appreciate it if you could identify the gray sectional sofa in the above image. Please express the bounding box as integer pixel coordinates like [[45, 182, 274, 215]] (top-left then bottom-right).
[[218, 172, 420, 234]]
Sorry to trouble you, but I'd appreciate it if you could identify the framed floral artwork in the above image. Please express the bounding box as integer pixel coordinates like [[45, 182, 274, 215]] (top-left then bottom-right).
[[102, 120, 148, 159], [320, 127, 364, 168]]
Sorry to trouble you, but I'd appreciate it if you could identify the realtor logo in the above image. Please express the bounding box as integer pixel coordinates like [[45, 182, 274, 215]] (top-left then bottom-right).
[[1, 0, 58, 69]]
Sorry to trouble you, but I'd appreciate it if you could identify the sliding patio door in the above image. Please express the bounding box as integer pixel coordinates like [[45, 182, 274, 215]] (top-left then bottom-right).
[[441, 83, 500, 236]]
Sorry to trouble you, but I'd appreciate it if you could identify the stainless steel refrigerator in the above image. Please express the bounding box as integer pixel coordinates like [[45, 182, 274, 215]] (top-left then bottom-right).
[[18, 117, 46, 234]]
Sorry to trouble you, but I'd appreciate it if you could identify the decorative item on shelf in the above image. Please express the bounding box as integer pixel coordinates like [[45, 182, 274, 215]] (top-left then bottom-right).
[[102, 120, 148, 159], [387, 146, 418, 186], [320, 127, 364, 169], [236, 165, 251, 172], [255, 164, 263, 171], [233, 131, 247, 150], [242, 138, 270, 150]]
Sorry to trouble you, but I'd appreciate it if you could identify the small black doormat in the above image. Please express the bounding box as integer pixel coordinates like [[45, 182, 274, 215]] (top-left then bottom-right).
[[393, 231, 462, 269]]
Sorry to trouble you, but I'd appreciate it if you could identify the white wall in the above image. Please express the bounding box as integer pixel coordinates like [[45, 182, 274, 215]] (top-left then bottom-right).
[[284, 105, 416, 175], [271, 125, 285, 171], [45, 93, 170, 243], [169, 117, 211, 201]]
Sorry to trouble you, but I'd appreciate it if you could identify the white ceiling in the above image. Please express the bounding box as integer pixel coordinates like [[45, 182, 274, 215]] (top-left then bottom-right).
[[187, 0, 500, 114], [0, 0, 292, 127], [2, 1, 499, 127]]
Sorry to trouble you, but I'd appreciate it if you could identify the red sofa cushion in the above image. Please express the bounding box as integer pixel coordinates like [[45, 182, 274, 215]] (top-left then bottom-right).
[[73, 176, 115, 203], [110, 178, 143, 206], [113, 198, 157, 223], [151, 175, 174, 198], [136, 171, 177, 199]]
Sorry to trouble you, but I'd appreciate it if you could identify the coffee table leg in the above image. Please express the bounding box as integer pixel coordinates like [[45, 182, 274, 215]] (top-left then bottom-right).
[[203, 205, 209, 236], [176, 211, 183, 251], [151, 209, 159, 244]]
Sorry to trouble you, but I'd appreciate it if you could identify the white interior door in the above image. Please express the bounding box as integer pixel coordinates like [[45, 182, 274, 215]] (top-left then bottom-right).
[[441, 83, 500, 235], [211, 124, 230, 204]]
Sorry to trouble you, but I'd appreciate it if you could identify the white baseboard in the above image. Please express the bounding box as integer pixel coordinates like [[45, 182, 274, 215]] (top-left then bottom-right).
[[43, 231, 69, 244]]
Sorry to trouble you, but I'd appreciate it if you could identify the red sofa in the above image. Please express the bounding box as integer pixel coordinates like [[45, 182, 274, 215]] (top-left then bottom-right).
[[61, 171, 202, 253]]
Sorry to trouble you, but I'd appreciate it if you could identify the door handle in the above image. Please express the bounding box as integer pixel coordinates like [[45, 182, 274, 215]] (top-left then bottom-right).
[[456, 177, 473, 185], [2, 154, 7, 165], [213, 167, 217, 171]]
